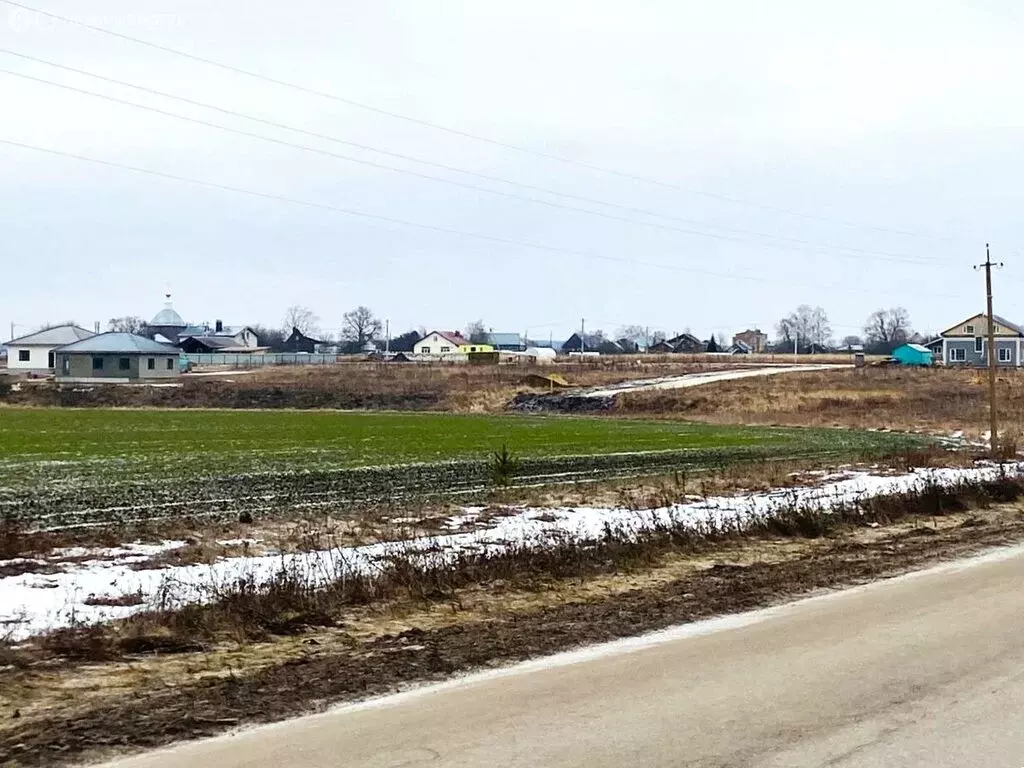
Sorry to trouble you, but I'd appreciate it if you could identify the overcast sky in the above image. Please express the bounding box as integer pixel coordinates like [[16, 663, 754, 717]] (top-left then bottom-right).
[[3, 0, 1024, 342]]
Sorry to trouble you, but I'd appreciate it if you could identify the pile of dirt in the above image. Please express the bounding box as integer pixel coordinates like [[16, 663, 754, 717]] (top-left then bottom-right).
[[509, 392, 614, 413]]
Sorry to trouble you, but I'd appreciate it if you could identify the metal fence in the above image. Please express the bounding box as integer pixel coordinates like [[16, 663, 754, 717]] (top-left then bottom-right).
[[183, 353, 341, 368]]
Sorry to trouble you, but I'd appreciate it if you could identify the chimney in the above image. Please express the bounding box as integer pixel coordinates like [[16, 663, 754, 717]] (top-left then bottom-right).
[[215, 319, 223, 333], [94, 321, 100, 334]]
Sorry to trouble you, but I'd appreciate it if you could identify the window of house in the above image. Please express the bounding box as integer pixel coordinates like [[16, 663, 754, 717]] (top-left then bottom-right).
[[118, 357, 131, 371], [965, 324, 975, 334], [975, 337, 985, 354], [17, 350, 30, 362], [166, 358, 174, 370], [61, 357, 69, 374], [950, 348, 966, 362], [92, 357, 104, 370], [47, 352, 55, 368], [421, 346, 431, 354], [470, 346, 477, 352], [999, 347, 1012, 363], [147, 358, 156, 370], [440, 346, 450, 352]]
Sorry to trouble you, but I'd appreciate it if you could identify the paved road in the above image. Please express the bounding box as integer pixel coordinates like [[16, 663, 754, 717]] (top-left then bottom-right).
[[102, 546, 1024, 768], [582, 363, 848, 398]]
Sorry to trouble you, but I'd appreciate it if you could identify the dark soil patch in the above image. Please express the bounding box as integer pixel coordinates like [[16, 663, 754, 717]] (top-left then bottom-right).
[[3, 516, 1022, 767]]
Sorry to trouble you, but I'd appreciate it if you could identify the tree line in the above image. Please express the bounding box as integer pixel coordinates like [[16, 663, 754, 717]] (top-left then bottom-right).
[[80, 304, 928, 357], [775, 305, 925, 355]]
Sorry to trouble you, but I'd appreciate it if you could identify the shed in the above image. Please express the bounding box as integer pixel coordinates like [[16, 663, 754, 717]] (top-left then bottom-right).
[[892, 343, 933, 367]]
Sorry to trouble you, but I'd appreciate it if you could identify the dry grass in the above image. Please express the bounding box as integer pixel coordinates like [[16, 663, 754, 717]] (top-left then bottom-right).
[[15, 470, 1018, 666], [4, 478, 1024, 766], [618, 366, 1024, 439], [3, 358, 847, 412]]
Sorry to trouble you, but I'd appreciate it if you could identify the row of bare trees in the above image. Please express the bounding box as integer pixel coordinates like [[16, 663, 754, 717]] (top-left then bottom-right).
[[774, 305, 922, 354]]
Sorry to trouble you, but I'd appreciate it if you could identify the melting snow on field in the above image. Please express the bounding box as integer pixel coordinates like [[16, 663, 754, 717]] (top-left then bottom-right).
[[1, 463, 1019, 641]]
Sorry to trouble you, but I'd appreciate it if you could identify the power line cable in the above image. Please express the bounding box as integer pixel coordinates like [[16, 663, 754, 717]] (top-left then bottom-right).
[[0, 0, 974, 245], [0, 61, 938, 267], [0, 136, 966, 301]]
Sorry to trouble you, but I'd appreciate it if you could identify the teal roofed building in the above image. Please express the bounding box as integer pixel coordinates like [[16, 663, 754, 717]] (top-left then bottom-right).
[[892, 343, 933, 367]]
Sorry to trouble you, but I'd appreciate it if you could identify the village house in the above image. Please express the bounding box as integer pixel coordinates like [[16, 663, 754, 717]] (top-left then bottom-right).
[[732, 329, 768, 353], [413, 331, 494, 358], [53, 332, 181, 383], [3, 324, 96, 374], [177, 321, 262, 353], [281, 327, 325, 354], [652, 333, 705, 354], [938, 313, 1024, 367], [487, 332, 527, 352], [149, 295, 262, 352]]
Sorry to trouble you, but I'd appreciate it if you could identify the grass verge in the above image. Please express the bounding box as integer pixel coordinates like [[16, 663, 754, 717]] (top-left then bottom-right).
[[2, 472, 1024, 766]]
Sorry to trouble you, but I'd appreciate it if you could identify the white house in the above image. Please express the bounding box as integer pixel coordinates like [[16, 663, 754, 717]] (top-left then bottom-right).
[[413, 331, 492, 358], [4, 324, 96, 373]]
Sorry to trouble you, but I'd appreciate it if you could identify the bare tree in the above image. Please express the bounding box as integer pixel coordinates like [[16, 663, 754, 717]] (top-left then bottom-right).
[[108, 316, 149, 335], [341, 306, 382, 349], [465, 319, 489, 344], [282, 305, 321, 337], [776, 305, 833, 351], [36, 320, 79, 331], [250, 325, 285, 351], [615, 325, 647, 344], [841, 334, 864, 349], [863, 308, 912, 354]]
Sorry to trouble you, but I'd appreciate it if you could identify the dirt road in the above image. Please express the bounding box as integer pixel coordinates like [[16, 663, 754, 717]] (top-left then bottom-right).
[[100, 544, 1024, 768], [582, 363, 849, 398]]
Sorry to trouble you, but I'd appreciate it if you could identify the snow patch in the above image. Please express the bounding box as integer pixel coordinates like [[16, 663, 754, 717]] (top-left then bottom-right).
[[1, 465, 1017, 641]]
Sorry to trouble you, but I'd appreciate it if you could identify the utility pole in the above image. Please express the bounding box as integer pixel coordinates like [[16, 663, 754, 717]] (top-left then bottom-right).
[[976, 244, 1003, 457], [580, 317, 585, 354], [385, 319, 390, 354]]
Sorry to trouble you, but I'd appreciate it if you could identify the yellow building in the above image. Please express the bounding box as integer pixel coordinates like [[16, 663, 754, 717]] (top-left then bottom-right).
[[413, 330, 494, 358]]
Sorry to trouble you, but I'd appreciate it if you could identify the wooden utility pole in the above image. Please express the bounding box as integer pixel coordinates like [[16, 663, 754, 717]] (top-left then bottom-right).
[[976, 244, 1003, 457]]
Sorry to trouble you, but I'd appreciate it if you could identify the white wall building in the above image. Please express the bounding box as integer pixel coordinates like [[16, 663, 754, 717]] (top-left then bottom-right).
[[4, 325, 96, 373]]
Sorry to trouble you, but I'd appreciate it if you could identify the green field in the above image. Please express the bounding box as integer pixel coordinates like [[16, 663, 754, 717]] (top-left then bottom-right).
[[0, 408, 927, 528], [0, 407, 920, 471]]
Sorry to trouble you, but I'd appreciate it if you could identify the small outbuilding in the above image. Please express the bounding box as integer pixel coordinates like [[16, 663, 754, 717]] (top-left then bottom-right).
[[892, 343, 933, 367], [54, 333, 181, 383]]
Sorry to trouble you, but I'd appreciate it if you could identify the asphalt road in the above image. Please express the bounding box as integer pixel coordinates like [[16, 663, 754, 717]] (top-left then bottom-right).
[[102, 545, 1024, 768]]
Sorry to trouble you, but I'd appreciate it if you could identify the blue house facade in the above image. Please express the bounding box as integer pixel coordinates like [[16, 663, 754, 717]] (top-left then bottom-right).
[[939, 313, 1024, 367]]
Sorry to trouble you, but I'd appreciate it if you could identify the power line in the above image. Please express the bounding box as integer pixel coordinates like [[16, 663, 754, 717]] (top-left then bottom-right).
[[0, 0, 974, 245], [0, 60, 939, 267], [0, 136, 966, 301]]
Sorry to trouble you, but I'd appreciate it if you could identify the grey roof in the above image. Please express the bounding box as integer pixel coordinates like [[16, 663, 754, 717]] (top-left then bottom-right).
[[993, 315, 1024, 335], [487, 332, 525, 347], [185, 336, 239, 350], [941, 313, 1024, 337], [54, 332, 179, 355], [5, 324, 95, 347], [151, 306, 186, 327], [179, 324, 250, 339], [904, 343, 932, 353]]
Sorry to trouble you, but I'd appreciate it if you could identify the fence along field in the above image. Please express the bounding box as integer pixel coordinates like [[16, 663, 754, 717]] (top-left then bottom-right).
[[0, 408, 927, 529]]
